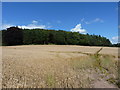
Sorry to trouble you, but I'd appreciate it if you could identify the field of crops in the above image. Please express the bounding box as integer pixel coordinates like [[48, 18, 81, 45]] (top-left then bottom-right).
[[2, 45, 119, 88]]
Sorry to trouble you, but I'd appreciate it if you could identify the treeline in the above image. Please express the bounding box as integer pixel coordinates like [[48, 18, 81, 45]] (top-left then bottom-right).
[[112, 43, 120, 47], [1, 26, 113, 46]]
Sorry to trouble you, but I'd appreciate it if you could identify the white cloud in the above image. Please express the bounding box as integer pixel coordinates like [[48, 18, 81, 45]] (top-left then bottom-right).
[[94, 18, 104, 23], [85, 21, 91, 24], [111, 36, 120, 44], [1, 20, 50, 30], [70, 24, 87, 34], [18, 24, 46, 29], [32, 20, 38, 24], [84, 18, 104, 24], [2, 24, 14, 29]]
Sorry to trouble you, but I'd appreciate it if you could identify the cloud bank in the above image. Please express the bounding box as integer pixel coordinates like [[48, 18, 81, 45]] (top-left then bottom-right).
[[18, 24, 46, 29], [2, 20, 49, 30], [70, 24, 87, 34], [2, 24, 15, 29]]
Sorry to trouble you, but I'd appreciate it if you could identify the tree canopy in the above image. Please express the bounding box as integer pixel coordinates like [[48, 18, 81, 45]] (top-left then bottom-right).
[[1, 26, 114, 47]]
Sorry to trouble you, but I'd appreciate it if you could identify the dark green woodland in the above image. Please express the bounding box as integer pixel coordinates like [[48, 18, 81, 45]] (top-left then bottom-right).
[[1, 26, 119, 47]]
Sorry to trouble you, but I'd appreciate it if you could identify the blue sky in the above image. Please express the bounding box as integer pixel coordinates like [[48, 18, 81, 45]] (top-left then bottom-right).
[[2, 2, 118, 43]]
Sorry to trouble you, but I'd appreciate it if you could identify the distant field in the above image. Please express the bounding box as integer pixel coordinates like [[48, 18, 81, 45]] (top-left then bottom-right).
[[2, 45, 119, 88]]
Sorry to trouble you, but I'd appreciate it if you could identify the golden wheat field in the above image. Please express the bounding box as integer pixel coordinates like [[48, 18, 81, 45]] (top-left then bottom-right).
[[2, 45, 119, 88]]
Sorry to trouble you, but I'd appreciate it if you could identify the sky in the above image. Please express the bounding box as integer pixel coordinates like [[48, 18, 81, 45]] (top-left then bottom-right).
[[2, 2, 118, 44]]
